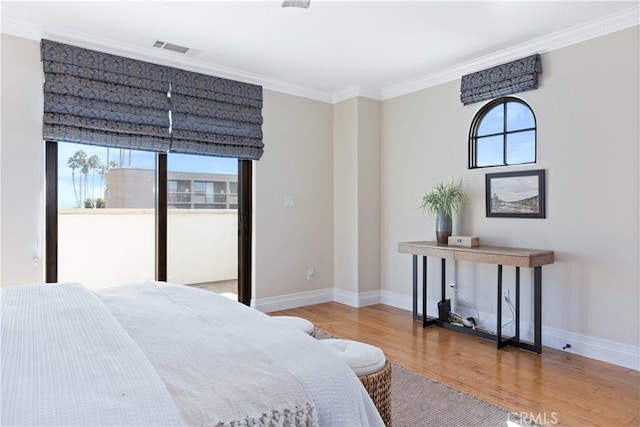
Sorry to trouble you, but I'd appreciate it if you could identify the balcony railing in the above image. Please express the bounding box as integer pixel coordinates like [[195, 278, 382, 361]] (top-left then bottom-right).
[[57, 208, 238, 289], [168, 191, 238, 209]]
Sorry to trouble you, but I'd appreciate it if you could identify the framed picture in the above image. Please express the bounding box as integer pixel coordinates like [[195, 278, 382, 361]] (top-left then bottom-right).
[[485, 169, 545, 218]]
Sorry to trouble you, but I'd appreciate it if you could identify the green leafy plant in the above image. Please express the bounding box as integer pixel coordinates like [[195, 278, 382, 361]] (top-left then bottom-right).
[[420, 180, 467, 217]]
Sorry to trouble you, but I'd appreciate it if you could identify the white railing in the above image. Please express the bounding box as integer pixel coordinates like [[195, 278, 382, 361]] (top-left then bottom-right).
[[58, 209, 238, 289]]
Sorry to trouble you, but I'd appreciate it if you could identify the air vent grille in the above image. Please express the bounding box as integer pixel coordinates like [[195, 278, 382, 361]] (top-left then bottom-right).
[[153, 41, 190, 54], [282, 0, 310, 8]]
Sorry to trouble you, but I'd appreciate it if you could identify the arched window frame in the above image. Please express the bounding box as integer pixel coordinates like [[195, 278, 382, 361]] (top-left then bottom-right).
[[468, 97, 537, 169]]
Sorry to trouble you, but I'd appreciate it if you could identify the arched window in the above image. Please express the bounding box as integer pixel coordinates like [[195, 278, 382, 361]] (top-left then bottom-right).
[[469, 97, 536, 169]]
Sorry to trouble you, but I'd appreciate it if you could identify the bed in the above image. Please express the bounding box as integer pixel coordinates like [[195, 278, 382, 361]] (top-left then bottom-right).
[[1, 281, 383, 426]]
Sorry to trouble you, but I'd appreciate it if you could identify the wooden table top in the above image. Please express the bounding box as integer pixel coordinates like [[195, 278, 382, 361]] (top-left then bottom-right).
[[398, 241, 554, 268]]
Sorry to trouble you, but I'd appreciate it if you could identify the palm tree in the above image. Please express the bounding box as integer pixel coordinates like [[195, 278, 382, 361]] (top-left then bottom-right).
[[88, 155, 102, 201], [67, 150, 87, 207], [79, 154, 91, 206], [98, 164, 107, 200]]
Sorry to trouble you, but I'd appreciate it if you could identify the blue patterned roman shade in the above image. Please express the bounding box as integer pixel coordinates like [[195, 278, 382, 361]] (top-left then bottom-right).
[[460, 54, 542, 106], [41, 40, 264, 160], [170, 69, 264, 160], [41, 40, 172, 152]]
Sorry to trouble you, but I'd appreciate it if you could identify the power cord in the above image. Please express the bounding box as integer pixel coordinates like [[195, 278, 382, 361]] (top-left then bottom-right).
[[479, 293, 516, 336], [449, 284, 480, 328], [450, 283, 516, 336], [502, 293, 516, 330]]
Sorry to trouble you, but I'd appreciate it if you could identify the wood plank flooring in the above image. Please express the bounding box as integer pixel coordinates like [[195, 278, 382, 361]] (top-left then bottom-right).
[[272, 303, 639, 427]]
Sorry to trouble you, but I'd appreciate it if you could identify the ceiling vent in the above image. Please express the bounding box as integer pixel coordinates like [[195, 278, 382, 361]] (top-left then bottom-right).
[[282, 0, 310, 8], [153, 41, 190, 54]]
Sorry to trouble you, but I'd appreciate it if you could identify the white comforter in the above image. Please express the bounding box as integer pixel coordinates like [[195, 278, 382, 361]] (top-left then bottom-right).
[[0, 283, 184, 426], [2, 282, 384, 427]]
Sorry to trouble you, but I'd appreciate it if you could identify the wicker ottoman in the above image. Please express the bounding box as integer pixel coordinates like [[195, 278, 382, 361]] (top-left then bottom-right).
[[271, 315, 316, 336], [320, 339, 392, 426]]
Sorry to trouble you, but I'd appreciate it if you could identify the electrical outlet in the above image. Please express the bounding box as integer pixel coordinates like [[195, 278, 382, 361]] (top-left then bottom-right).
[[503, 289, 510, 300], [306, 267, 314, 281], [449, 280, 456, 288]]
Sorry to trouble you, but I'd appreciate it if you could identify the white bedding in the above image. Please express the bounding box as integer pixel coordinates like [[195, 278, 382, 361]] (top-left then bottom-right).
[[0, 283, 184, 426], [1, 282, 384, 427], [95, 282, 383, 427]]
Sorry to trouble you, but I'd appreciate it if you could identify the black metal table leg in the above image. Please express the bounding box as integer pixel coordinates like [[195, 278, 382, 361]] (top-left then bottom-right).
[[534, 266, 542, 353], [422, 256, 427, 327], [496, 264, 503, 348], [515, 266, 520, 341], [412, 255, 418, 321], [441, 258, 446, 300]]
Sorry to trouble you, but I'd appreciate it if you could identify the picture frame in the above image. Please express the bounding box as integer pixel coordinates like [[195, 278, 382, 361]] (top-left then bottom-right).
[[485, 169, 545, 218]]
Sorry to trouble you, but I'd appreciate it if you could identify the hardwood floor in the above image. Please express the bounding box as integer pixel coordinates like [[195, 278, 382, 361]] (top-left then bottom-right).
[[272, 303, 639, 426]]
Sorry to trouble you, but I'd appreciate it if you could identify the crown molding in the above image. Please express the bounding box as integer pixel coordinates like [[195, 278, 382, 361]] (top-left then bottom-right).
[[332, 85, 382, 103], [0, 17, 335, 104], [2, 5, 638, 105], [381, 5, 639, 100]]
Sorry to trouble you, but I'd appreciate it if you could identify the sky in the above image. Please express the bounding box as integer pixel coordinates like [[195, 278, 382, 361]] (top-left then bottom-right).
[[475, 101, 536, 167], [58, 142, 237, 209]]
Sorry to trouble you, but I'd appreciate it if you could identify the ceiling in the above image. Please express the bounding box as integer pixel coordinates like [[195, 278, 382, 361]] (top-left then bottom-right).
[[1, 1, 638, 102]]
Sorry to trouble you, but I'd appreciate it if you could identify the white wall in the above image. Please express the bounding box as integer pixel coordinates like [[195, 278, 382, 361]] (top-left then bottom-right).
[[254, 90, 334, 302], [1, 34, 45, 285], [333, 97, 381, 302], [333, 98, 358, 293], [356, 98, 381, 295], [381, 27, 639, 366]]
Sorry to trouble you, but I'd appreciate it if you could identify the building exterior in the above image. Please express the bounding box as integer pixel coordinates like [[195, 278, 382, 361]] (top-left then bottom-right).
[[105, 168, 238, 209]]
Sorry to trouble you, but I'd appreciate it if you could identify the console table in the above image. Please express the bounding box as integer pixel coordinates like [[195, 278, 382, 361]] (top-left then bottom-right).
[[398, 241, 554, 353]]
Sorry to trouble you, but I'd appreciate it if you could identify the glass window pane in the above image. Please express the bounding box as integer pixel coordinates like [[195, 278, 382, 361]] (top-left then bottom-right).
[[476, 135, 503, 167], [58, 142, 156, 288], [506, 131, 536, 164], [167, 153, 238, 299], [477, 104, 504, 136], [194, 181, 206, 194], [506, 101, 535, 131]]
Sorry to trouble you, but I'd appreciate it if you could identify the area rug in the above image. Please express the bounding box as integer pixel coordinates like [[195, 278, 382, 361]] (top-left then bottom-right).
[[390, 362, 513, 427], [315, 331, 514, 427]]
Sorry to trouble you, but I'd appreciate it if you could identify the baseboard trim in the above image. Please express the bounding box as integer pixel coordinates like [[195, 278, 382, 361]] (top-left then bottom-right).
[[382, 292, 640, 371], [252, 288, 333, 313], [333, 288, 381, 308], [254, 288, 639, 370]]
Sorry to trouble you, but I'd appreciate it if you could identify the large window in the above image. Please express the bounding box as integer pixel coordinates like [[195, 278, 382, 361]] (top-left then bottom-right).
[[469, 97, 536, 169], [56, 142, 157, 287], [166, 153, 238, 299], [46, 142, 252, 304]]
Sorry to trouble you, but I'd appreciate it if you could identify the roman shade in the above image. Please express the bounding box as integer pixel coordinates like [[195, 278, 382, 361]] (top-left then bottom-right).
[[170, 69, 264, 160], [41, 40, 172, 153], [41, 39, 264, 160], [460, 54, 542, 106]]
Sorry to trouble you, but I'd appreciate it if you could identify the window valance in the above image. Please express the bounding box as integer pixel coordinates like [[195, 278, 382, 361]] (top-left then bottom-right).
[[460, 54, 542, 106], [41, 39, 263, 160]]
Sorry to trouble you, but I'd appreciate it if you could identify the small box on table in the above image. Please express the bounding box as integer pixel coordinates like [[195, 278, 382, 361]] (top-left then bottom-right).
[[448, 236, 479, 247]]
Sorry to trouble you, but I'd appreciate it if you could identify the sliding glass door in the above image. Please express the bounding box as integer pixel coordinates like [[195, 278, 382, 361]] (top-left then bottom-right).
[[56, 142, 156, 288], [167, 153, 238, 299], [49, 142, 248, 303]]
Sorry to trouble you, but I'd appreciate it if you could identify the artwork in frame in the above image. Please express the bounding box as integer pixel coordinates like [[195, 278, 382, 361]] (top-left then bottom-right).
[[485, 169, 545, 218]]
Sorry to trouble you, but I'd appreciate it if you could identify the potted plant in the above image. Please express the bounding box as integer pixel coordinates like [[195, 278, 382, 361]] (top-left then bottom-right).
[[420, 180, 467, 244]]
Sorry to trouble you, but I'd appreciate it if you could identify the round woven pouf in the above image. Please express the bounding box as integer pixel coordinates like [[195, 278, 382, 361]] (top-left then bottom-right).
[[271, 315, 316, 336], [320, 338, 392, 426]]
